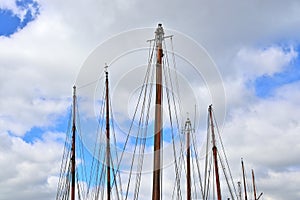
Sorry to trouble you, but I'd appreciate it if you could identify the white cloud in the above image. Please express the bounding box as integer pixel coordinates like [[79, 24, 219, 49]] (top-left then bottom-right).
[[221, 80, 300, 199], [0, 131, 64, 200], [260, 170, 300, 200], [235, 46, 297, 78]]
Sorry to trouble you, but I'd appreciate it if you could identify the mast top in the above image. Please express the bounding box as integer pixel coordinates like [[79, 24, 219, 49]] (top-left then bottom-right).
[[155, 23, 164, 45], [105, 63, 109, 74], [184, 117, 193, 133], [73, 85, 76, 96]]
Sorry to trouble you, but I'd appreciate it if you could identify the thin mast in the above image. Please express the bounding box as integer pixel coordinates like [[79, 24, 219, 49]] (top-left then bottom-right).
[[237, 181, 242, 200], [252, 169, 257, 200], [152, 23, 164, 200], [105, 67, 111, 200], [71, 86, 76, 200], [241, 158, 248, 200], [208, 105, 222, 200], [185, 118, 192, 200]]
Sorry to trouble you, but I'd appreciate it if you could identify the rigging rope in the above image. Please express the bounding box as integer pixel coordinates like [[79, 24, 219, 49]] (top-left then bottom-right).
[[163, 57, 182, 200], [110, 98, 124, 200], [120, 40, 156, 200], [191, 126, 205, 199], [213, 109, 238, 199]]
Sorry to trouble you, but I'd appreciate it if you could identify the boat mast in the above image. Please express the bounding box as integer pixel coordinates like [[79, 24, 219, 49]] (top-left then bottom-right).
[[105, 67, 111, 200], [252, 169, 263, 200], [185, 118, 192, 200], [252, 169, 257, 200], [208, 105, 222, 200], [241, 158, 248, 200], [152, 23, 164, 200], [237, 181, 242, 200], [71, 86, 76, 200]]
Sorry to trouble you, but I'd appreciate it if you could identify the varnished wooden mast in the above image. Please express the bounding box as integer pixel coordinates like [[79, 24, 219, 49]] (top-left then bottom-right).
[[105, 68, 111, 200], [252, 169, 263, 200], [185, 118, 192, 200], [252, 169, 257, 200], [71, 86, 76, 200], [241, 158, 248, 200], [152, 23, 164, 200], [208, 105, 222, 200]]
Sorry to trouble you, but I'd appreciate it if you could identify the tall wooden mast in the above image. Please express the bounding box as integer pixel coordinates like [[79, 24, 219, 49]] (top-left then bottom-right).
[[105, 67, 111, 200], [252, 169, 257, 200], [241, 158, 248, 200], [71, 86, 76, 200], [252, 169, 263, 200], [185, 118, 192, 200], [208, 105, 222, 200], [152, 23, 164, 200]]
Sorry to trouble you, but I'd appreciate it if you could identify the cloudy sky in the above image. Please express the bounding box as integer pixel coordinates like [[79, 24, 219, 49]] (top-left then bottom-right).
[[1, 0, 300, 199]]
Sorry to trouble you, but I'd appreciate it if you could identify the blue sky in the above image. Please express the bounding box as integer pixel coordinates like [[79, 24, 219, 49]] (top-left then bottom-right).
[[1, 0, 300, 200], [254, 49, 300, 97], [0, 0, 39, 36]]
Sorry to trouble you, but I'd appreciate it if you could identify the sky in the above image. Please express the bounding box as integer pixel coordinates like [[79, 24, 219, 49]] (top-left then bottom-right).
[[0, 0, 300, 199]]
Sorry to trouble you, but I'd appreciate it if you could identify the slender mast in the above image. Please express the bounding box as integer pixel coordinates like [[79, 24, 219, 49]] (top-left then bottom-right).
[[241, 158, 248, 200], [185, 118, 192, 200], [238, 181, 242, 200], [152, 23, 164, 200], [208, 105, 222, 200], [105, 68, 111, 200], [71, 86, 76, 200], [252, 169, 257, 200], [252, 169, 263, 200]]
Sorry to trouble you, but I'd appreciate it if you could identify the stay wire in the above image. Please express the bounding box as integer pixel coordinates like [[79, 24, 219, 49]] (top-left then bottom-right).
[[217, 150, 235, 200], [163, 39, 181, 130], [124, 42, 155, 200], [87, 86, 106, 196], [170, 37, 182, 122], [212, 109, 238, 199], [56, 109, 72, 199], [110, 96, 124, 200], [113, 39, 156, 186], [164, 38, 188, 200], [191, 127, 205, 199], [190, 148, 198, 199], [76, 102, 90, 198], [163, 53, 183, 200], [133, 69, 151, 199], [204, 113, 211, 199], [134, 59, 155, 200]]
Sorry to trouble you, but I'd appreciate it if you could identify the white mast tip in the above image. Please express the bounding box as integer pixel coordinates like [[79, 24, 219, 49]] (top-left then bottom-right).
[[104, 63, 108, 72]]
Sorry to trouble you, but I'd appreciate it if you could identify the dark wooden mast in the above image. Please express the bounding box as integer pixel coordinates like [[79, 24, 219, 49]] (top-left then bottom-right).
[[185, 118, 192, 200], [105, 68, 111, 200], [241, 158, 248, 200], [252, 169, 257, 200], [152, 23, 164, 200], [71, 86, 76, 200], [252, 169, 263, 200], [208, 105, 222, 200]]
